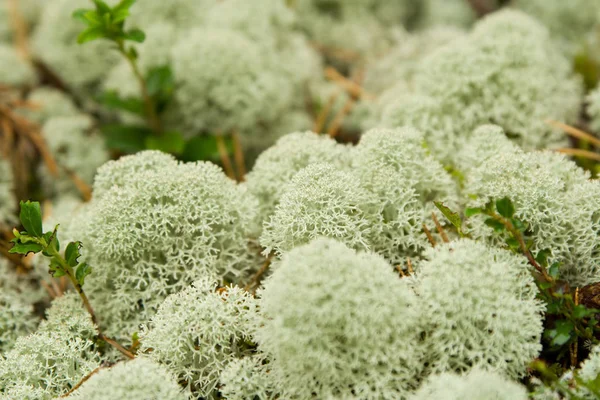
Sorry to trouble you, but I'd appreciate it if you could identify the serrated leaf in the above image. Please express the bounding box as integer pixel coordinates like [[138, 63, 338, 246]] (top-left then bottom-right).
[[464, 207, 482, 217], [77, 26, 106, 44], [41, 226, 60, 257], [9, 242, 43, 255], [495, 197, 515, 219], [145, 131, 185, 154], [433, 201, 462, 231], [65, 242, 82, 267], [51, 269, 66, 278], [19, 200, 43, 238], [484, 218, 505, 233], [573, 304, 598, 319], [124, 28, 145, 43], [112, 0, 136, 22], [75, 263, 92, 286]]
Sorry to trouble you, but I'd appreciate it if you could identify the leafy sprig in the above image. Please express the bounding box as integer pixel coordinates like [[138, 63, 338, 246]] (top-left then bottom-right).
[[9, 200, 134, 359], [434, 198, 600, 367]]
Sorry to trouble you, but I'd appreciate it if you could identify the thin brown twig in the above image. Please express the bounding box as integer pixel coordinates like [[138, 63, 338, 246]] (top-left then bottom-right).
[[571, 287, 580, 367], [7, 0, 30, 60], [423, 223, 436, 247], [99, 334, 135, 359], [60, 365, 108, 397], [547, 120, 600, 148], [395, 265, 406, 277], [555, 148, 600, 162], [431, 213, 449, 243], [406, 257, 414, 275], [324, 67, 374, 100], [216, 135, 235, 180], [327, 98, 354, 138], [244, 254, 273, 294], [40, 280, 57, 299], [64, 168, 93, 202], [231, 130, 246, 182], [313, 91, 339, 134]]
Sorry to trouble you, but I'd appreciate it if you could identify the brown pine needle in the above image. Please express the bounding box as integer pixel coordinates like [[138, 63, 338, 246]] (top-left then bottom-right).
[[231, 130, 246, 182], [64, 168, 92, 202], [244, 254, 273, 294], [547, 120, 600, 148], [396, 265, 406, 277], [7, 0, 30, 60], [313, 91, 339, 134], [555, 148, 600, 162], [327, 98, 354, 138], [324, 67, 374, 100], [431, 213, 450, 243], [60, 365, 108, 398], [423, 223, 437, 247], [406, 257, 414, 275], [99, 334, 135, 359], [216, 135, 235, 180]]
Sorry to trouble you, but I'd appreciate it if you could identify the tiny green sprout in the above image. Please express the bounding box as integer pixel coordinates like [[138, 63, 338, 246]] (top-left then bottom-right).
[[9, 201, 93, 288], [433, 201, 465, 237], [73, 0, 145, 45]]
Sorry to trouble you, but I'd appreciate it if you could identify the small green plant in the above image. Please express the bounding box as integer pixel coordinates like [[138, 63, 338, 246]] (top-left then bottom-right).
[[9, 200, 134, 359], [435, 198, 600, 367]]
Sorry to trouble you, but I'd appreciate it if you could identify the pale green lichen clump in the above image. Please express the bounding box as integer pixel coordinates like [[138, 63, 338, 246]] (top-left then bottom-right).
[[0, 158, 15, 229], [39, 115, 109, 197], [245, 131, 351, 227], [66, 357, 186, 400], [171, 28, 292, 135], [466, 148, 600, 287], [0, 43, 36, 87], [410, 368, 528, 400], [417, 240, 544, 378], [381, 10, 582, 163], [260, 163, 375, 256], [0, 259, 40, 352], [218, 355, 277, 400], [141, 278, 257, 399], [256, 238, 423, 399], [353, 127, 459, 262], [81, 151, 258, 339], [0, 294, 100, 399]]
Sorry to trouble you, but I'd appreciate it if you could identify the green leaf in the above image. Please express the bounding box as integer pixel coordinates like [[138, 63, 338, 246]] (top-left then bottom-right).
[[433, 201, 462, 231], [124, 28, 145, 43], [548, 262, 560, 280], [181, 135, 225, 162], [505, 237, 519, 251], [92, 0, 111, 14], [19, 200, 43, 238], [535, 249, 551, 267], [573, 305, 598, 319], [551, 320, 574, 346], [9, 242, 43, 255], [464, 207, 483, 217], [145, 131, 185, 154], [65, 242, 82, 267], [112, 0, 136, 22], [101, 124, 152, 153], [97, 90, 145, 115], [51, 269, 66, 278], [146, 66, 174, 98], [75, 263, 92, 286], [77, 26, 107, 44], [72, 9, 92, 24], [41, 227, 60, 257], [484, 218, 505, 233], [495, 197, 515, 219]]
